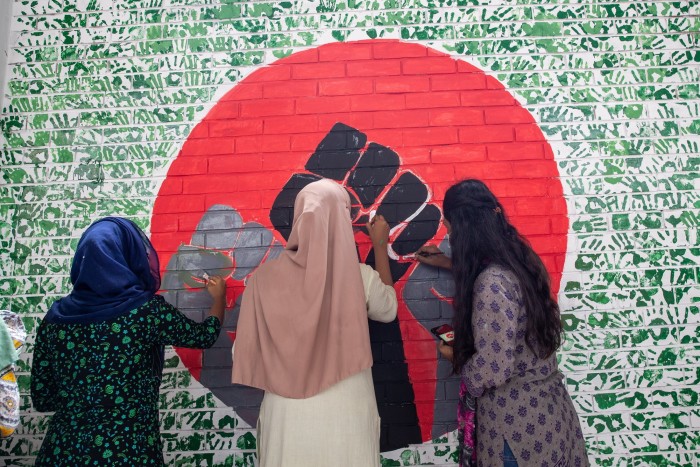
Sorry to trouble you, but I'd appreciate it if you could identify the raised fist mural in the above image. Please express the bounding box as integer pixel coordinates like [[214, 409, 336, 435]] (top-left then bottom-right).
[[150, 39, 568, 452], [271, 122, 441, 284], [160, 122, 441, 450]]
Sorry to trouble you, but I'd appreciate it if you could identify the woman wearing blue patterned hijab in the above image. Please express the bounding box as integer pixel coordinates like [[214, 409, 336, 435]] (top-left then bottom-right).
[[31, 217, 227, 466], [45, 217, 161, 324]]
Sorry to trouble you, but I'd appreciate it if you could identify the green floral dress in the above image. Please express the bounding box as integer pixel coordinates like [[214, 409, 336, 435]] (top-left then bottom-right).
[[31, 295, 221, 466]]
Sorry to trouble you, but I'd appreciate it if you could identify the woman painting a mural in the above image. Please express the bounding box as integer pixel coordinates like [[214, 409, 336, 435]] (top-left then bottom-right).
[[232, 179, 397, 466], [30, 217, 227, 466], [416, 179, 588, 467]]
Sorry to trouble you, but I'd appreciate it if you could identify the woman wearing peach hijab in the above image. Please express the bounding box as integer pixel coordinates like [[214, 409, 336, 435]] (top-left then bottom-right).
[[232, 179, 397, 466]]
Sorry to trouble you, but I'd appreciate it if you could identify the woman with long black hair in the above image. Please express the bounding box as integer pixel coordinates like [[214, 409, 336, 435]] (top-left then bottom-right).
[[416, 179, 588, 467]]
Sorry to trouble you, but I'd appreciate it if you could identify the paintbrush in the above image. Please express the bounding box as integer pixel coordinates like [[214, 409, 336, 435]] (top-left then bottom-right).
[[404, 251, 445, 260]]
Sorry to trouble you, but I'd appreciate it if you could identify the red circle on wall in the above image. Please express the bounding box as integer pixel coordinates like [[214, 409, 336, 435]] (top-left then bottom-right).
[[151, 39, 568, 444]]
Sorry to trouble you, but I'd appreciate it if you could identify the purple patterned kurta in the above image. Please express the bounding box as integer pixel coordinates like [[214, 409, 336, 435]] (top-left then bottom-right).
[[461, 264, 589, 467]]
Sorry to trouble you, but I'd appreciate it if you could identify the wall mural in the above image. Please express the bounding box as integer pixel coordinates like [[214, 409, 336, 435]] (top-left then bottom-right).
[[1, 1, 697, 463], [150, 39, 568, 451]]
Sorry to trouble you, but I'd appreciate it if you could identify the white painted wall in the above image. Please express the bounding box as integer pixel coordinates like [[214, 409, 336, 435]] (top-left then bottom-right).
[[0, 0, 13, 110]]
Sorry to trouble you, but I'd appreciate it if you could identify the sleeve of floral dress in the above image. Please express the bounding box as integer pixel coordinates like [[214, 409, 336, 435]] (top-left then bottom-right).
[[30, 320, 58, 412], [461, 268, 524, 398], [151, 295, 222, 348]]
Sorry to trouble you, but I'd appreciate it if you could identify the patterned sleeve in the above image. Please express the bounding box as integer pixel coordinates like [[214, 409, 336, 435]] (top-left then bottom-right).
[[30, 320, 58, 412], [462, 268, 523, 398], [151, 295, 222, 348]]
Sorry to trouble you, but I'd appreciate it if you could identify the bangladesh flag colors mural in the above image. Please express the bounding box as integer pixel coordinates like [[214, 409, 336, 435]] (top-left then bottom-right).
[[1, 1, 698, 465]]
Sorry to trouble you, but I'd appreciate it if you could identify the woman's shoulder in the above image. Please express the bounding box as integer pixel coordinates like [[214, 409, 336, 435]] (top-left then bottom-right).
[[477, 262, 518, 280], [358, 263, 387, 288], [128, 294, 165, 308], [358, 263, 376, 288], [148, 294, 166, 304], [475, 263, 522, 297], [127, 295, 168, 317]]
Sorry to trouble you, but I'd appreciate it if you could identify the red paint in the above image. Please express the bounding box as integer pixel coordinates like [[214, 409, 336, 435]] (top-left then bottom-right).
[[405, 91, 461, 109], [152, 194, 203, 215], [208, 154, 263, 174], [375, 76, 430, 93], [428, 108, 484, 126], [236, 135, 291, 154], [350, 94, 406, 111], [460, 90, 516, 106], [150, 214, 179, 233], [318, 78, 374, 96], [487, 142, 545, 161], [432, 145, 487, 163], [291, 61, 345, 79], [181, 136, 235, 156], [431, 73, 486, 91], [402, 56, 457, 74], [372, 41, 427, 59], [347, 59, 402, 76], [403, 127, 459, 147], [296, 96, 352, 114], [373, 109, 429, 129], [484, 107, 536, 124], [458, 125, 514, 143], [240, 98, 295, 117], [262, 80, 317, 98], [208, 119, 263, 137], [151, 39, 568, 443]]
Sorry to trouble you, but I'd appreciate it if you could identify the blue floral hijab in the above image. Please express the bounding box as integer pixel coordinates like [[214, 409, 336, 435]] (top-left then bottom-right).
[[46, 217, 160, 324]]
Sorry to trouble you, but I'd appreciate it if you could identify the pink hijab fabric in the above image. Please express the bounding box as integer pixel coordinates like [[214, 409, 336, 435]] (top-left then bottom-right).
[[231, 179, 373, 399]]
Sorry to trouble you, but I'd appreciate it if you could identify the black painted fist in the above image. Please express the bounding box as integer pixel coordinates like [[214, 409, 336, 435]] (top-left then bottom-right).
[[270, 122, 441, 282]]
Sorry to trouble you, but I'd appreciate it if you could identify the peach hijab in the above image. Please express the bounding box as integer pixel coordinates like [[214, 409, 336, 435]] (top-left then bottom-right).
[[231, 179, 373, 399]]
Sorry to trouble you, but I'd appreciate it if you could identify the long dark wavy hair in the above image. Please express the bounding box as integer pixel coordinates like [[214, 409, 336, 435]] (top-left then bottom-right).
[[444, 179, 562, 374]]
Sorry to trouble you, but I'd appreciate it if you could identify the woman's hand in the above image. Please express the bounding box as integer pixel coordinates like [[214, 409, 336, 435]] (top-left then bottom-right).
[[438, 341, 454, 362], [205, 276, 227, 323], [206, 276, 226, 300], [366, 214, 390, 249], [415, 245, 452, 270], [366, 215, 393, 286]]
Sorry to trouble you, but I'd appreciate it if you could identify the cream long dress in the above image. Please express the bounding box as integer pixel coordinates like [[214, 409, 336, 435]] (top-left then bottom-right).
[[233, 264, 398, 467]]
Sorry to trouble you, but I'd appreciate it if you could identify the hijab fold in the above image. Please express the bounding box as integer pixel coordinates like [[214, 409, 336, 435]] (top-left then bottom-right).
[[232, 179, 373, 399]]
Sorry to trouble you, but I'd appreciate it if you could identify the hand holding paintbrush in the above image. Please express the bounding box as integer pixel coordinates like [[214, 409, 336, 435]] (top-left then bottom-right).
[[413, 245, 452, 270], [366, 214, 393, 286]]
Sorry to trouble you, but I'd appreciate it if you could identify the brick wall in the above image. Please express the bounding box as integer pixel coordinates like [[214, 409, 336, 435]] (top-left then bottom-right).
[[0, 1, 698, 466]]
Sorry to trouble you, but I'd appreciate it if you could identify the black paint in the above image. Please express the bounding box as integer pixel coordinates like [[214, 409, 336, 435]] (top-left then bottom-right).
[[347, 142, 399, 208], [304, 122, 365, 180]]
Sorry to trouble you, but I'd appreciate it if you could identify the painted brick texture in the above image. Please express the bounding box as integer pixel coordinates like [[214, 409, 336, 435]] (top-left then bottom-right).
[[1, 1, 699, 466]]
